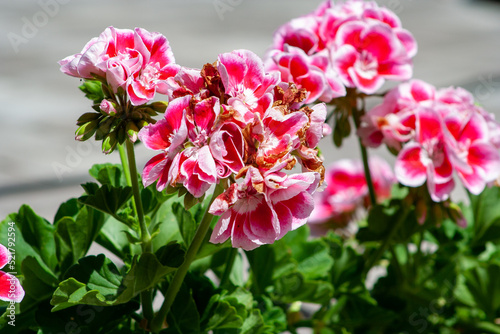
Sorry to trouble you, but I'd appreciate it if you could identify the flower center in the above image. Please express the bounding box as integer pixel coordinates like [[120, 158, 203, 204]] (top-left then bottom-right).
[[355, 51, 378, 79]]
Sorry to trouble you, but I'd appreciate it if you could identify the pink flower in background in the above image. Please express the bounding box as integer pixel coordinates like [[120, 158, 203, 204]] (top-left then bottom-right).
[[444, 112, 500, 194], [395, 108, 455, 202], [59, 26, 179, 105], [360, 79, 500, 202], [333, 20, 414, 94], [265, 0, 416, 100], [267, 47, 345, 104], [308, 156, 396, 233], [0, 244, 24, 303], [358, 79, 434, 149]]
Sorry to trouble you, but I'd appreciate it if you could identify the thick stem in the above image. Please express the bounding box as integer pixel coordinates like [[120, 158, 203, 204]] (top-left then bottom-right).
[[125, 140, 150, 250], [150, 182, 225, 332], [124, 140, 153, 325], [118, 143, 133, 188], [219, 248, 238, 288]]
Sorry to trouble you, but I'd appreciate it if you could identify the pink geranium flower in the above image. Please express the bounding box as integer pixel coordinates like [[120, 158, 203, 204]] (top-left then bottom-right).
[[333, 20, 413, 94], [0, 244, 24, 303], [308, 156, 396, 232], [140, 49, 327, 249], [209, 167, 319, 250], [265, 0, 416, 101], [358, 79, 434, 149], [59, 26, 179, 106], [395, 107, 455, 202], [444, 112, 500, 194], [218, 49, 280, 122]]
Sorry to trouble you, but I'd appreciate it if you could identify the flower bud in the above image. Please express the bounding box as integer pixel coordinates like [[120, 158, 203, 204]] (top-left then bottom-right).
[[99, 99, 118, 116], [149, 101, 168, 113], [126, 122, 140, 143]]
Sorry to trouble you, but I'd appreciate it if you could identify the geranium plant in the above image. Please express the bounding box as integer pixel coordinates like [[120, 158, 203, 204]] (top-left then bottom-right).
[[2, 1, 500, 333]]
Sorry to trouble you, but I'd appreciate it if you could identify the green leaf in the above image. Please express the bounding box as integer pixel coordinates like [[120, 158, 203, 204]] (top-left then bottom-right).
[[21, 256, 59, 303], [89, 163, 127, 187], [79, 183, 133, 227], [462, 263, 500, 319], [470, 186, 500, 247], [53, 198, 80, 223], [202, 288, 254, 331], [255, 296, 287, 333], [96, 216, 138, 259], [155, 242, 185, 268], [271, 272, 333, 304], [163, 283, 201, 334], [246, 245, 277, 293], [14, 205, 57, 271], [0, 214, 39, 274], [51, 253, 178, 311], [36, 299, 139, 334], [55, 205, 105, 274], [172, 202, 197, 246], [277, 225, 334, 280]]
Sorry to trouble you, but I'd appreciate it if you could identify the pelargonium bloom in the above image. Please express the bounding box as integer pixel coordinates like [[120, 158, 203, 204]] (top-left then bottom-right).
[[0, 244, 24, 303], [209, 166, 320, 250], [333, 19, 414, 94], [140, 49, 327, 249], [395, 107, 455, 202], [361, 79, 500, 200], [444, 112, 500, 195], [358, 79, 433, 149], [59, 26, 179, 105], [265, 0, 416, 101], [308, 156, 396, 234]]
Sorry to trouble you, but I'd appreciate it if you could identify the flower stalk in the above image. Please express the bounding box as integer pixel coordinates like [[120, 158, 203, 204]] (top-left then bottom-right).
[[350, 91, 377, 207], [123, 139, 153, 325], [150, 181, 226, 332]]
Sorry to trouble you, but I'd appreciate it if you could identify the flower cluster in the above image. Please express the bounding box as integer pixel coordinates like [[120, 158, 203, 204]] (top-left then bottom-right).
[[264, 0, 416, 101], [359, 79, 500, 201], [59, 26, 179, 106], [139, 49, 327, 250], [0, 244, 24, 303], [308, 156, 395, 235], [59, 27, 179, 153]]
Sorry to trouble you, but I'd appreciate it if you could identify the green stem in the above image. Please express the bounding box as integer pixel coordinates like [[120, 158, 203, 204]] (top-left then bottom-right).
[[363, 205, 409, 277], [351, 95, 377, 206], [220, 248, 238, 288], [359, 139, 377, 206], [150, 182, 226, 332], [125, 140, 150, 250], [389, 246, 404, 283], [118, 143, 132, 187], [124, 140, 153, 325]]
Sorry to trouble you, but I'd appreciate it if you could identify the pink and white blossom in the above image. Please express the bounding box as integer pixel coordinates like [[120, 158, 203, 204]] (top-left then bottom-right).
[[308, 156, 396, 234], [59, 26, 179, 106], [0, 244, 24, 303]]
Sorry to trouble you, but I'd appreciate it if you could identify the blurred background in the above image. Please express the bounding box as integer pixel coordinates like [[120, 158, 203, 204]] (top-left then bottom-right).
[[1, 0, 499, 221]]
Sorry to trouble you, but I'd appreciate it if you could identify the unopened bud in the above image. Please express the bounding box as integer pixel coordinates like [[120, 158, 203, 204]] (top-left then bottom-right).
[[149, 101, 168, 113], [415, 199, 427, 225], [447, 202, 467, 228], [102, 133, 117, 154], [126, 122, 140, 143], [75, 119, 98, 141], [99, 99, 118, 116]]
